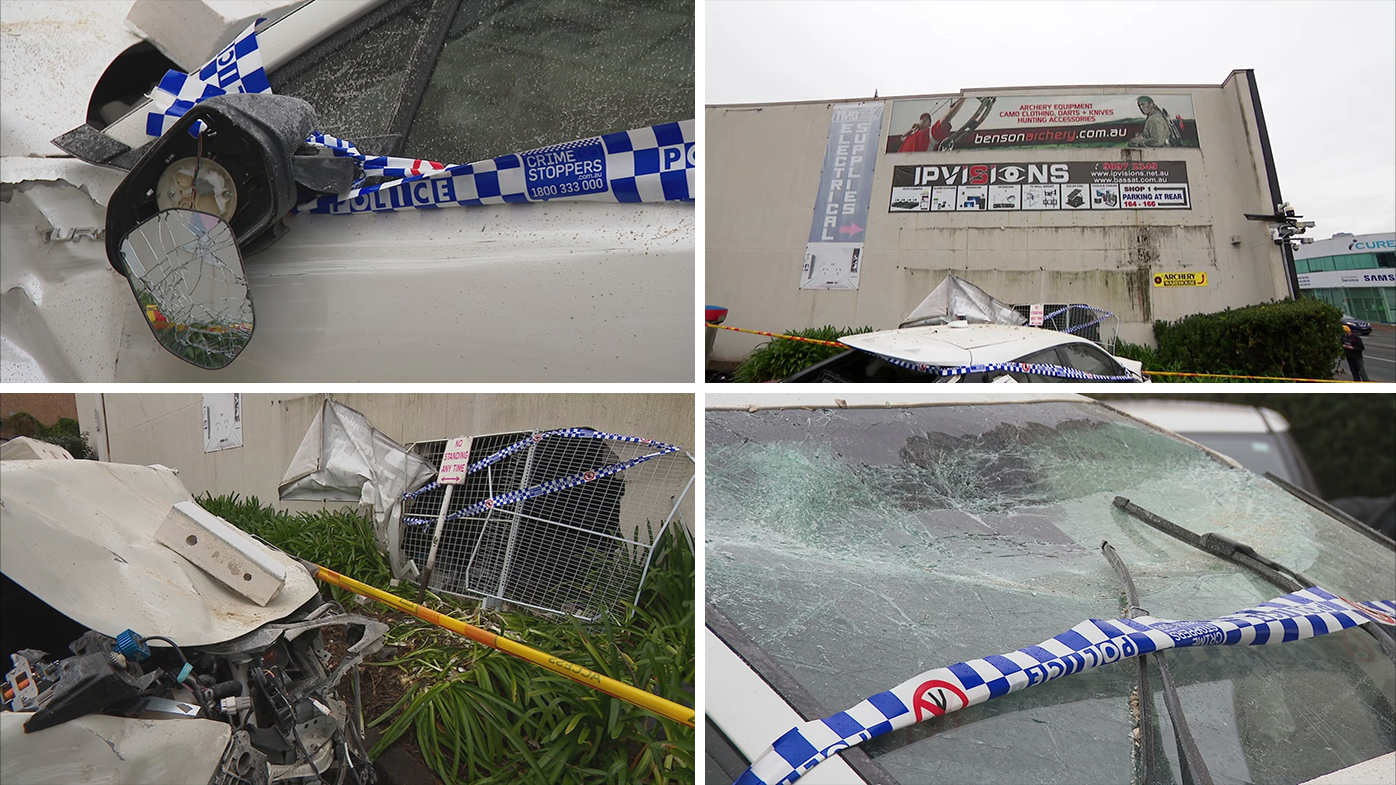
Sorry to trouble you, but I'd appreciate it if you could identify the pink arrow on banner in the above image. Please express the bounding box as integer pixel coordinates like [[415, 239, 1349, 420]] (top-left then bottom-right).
[[838, 223, 864, 236]]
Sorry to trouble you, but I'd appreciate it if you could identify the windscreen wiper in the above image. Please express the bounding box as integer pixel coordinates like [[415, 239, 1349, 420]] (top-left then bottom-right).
[[1113, 496, 1396, 665], [1101, 541, 1213, 785]]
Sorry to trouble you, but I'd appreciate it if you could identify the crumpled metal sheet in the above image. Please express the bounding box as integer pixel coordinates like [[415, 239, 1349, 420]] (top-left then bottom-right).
[[0, 460, 318, 645], [279, 398, 435, 554], [900, 273, 1028, 328], [0, 711, 230, 785]]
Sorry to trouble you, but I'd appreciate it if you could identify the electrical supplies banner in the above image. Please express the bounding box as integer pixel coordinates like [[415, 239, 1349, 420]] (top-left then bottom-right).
[[886, 94, 1199, 153], [889, 161, 1191, 212], [802, 103, 884, 291]]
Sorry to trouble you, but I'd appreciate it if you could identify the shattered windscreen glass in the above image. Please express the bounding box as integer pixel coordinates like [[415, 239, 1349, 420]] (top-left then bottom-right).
[[405, 0, 694, 163], [707, 401, 1395, 785]]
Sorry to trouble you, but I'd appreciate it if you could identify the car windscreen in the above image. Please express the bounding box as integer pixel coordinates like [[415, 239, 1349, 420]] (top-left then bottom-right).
[[707, 402, 1395, 785]]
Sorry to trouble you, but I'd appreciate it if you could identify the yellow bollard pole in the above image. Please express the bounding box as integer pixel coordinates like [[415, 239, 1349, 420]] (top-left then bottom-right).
[[302, 561, 695, 728]]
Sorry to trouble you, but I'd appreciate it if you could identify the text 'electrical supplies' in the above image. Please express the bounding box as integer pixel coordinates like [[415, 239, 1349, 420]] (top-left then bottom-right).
[[736, 588, 1396, 785], [146, 21, 695, 215]]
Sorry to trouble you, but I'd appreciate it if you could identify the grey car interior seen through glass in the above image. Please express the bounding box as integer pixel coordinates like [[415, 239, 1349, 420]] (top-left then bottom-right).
[[707, 402, 1395, 785], [407, 0, 694, 164], [270, 0, 694, 164]]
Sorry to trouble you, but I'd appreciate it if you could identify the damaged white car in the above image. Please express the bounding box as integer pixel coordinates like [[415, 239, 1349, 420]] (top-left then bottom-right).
[[1, 0, 695, 382], [1, 448, 387, 784]]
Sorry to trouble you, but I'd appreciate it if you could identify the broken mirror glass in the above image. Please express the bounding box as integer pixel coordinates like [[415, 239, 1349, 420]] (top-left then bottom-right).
[[119, 209, 253, 369]]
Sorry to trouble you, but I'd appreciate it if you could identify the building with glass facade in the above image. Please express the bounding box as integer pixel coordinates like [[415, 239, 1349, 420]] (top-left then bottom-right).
[[1294, 232, 1396, 323]]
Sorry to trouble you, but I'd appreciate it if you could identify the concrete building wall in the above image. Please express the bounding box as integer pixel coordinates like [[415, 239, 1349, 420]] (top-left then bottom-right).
[[76, 393, 696, 528], [706, 70, 1288, 361]]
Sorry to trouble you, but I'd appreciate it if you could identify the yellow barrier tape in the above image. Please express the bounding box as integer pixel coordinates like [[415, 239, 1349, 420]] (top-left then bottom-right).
[[705, 322, 846, 348], [305, 562, 696, 728], [1143, 371, 1357, 383], [706, 322, 1361, 384]]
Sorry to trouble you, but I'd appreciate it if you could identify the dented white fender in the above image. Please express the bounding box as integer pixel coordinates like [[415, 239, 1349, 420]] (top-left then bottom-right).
[[0, 460, 317, 645], [0, 712, 231, 785]]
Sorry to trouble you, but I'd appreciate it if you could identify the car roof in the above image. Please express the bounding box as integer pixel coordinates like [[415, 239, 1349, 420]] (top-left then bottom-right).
[[1104, 399, 1291, 434], [839, 323, 1103, 367]]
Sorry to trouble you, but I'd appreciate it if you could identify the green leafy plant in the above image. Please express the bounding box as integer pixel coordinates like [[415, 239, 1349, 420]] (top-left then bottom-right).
[[199, 494, 695, 784], [732, 325, 874, 383], [1, 412, 97, 458], [1146, 298, 1344, 382]]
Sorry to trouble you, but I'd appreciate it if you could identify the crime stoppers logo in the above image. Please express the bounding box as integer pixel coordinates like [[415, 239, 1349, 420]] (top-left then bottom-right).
[[484, 499, 496, 509], [582, 470, 598, 482], [912, 679, 969, 721], [533, 433, 545, 442]]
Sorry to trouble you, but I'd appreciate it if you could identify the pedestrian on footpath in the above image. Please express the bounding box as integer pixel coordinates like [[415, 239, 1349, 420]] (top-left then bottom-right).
[[1342, 325, 1370, 382]]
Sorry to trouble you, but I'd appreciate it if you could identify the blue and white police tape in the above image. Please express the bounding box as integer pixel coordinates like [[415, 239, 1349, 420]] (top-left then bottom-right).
[[146, 20, 269, 138], [403, 428, 676, 502], [737, 588, 1396, 785], [401, 430, 679, 525], [297, 120, 695, 214], [144, 21, 695, 208], [871, 352, 1139, 382]]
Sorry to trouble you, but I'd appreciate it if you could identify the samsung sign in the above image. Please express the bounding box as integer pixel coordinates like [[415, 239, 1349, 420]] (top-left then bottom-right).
[[1297, 270, 1396, 289]]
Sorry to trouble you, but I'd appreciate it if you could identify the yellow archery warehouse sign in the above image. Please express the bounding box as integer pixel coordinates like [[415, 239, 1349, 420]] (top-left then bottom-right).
[[1154, 271, 1208, 287]]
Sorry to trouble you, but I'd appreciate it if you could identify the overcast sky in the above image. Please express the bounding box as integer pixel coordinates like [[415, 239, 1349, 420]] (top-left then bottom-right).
[[705, 1, 1396, 236]]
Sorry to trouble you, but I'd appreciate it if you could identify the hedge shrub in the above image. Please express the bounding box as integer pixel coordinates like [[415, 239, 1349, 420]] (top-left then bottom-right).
[[732, 325, 874, 383], [1151, 299, 1344, 381]]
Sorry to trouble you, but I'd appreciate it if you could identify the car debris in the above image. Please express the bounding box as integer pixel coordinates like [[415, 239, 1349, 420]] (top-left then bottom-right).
[[2, 453, 385, 784]]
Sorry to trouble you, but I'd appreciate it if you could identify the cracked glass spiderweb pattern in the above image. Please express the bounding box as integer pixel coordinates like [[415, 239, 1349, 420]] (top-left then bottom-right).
[[121, 210, 253, 368]]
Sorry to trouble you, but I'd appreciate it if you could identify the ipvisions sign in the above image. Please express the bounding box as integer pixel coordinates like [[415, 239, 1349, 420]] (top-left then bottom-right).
[[890, 161, 1190, 212]]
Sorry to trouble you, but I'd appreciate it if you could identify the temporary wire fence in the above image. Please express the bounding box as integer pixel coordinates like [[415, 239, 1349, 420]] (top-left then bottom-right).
[[398, 430, 693, 621], [1010, 304, 1119, 354]]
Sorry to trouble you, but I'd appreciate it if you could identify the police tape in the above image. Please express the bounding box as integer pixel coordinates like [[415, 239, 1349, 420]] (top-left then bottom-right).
[[706, 323, 1141, 381], [737, 588, 1396, 785], [401, 428, 679, 525], [146, 20, 695, 211], [404, 428, 671, 500]]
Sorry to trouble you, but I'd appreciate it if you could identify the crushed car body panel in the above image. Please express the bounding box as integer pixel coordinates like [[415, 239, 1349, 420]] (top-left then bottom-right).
[[0, 460, 318, 645], [0, 711, 232, 785]]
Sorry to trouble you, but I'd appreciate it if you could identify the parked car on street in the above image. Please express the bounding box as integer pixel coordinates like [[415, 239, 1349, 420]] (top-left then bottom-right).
[[705, 393, 1395, 785], [1, 0, 694, 382], [783, 323, 1146, 383]]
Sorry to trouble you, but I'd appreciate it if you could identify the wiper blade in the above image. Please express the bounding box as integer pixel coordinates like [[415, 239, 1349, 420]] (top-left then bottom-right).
[[735, 589, 1396, 785], [1102, 541, 1213, 785], [1113, 496, 1396, 665], [1112, 496, 1314, 591]]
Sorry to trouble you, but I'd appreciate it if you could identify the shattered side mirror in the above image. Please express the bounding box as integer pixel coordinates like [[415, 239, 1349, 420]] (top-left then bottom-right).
[[119, 209, 252, 369]]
